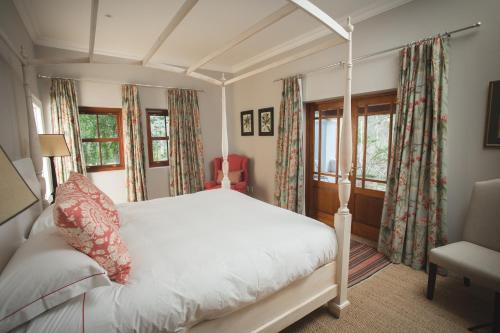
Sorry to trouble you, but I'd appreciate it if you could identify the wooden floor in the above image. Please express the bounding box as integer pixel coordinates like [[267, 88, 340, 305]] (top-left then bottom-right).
[[283, 264, 494, 333]]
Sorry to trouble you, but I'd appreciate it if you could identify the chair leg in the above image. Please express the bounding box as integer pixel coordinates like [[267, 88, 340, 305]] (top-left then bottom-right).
[[427, 263, 437, 300], [464, 277, 471, 287], [494, 292, 500, 333]]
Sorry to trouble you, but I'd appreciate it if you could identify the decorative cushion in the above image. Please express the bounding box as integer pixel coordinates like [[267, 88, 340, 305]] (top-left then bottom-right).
[[0, 229, 111, 332], [64, 172, 120, 228], [216, 170, 242, 185], [54, 177, 132, 284]]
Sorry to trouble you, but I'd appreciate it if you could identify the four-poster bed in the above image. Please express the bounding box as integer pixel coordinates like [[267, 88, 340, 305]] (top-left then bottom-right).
[[0, 0, 355, 332]]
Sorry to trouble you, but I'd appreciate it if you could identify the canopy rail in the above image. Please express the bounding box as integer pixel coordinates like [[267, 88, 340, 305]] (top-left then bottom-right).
[[88, 0, 99, 63]]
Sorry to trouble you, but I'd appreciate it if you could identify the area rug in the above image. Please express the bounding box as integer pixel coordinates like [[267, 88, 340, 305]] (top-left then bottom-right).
[[348, 240, 390, 287]]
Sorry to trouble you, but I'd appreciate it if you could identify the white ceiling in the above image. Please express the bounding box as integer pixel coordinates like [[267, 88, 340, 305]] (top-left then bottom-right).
[[14, 0, 412, 74]]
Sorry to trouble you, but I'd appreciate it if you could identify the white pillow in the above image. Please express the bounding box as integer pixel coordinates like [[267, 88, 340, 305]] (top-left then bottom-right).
[[0, 229, 111, 332], [29, 204, 55, 237]]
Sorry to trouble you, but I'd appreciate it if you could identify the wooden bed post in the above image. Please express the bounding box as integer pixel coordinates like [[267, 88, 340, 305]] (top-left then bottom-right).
[[327, 17, 353, 318], [220, 74, 230, 189]]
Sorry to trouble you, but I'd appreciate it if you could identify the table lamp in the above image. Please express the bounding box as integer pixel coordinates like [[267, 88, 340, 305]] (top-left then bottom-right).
[[0, 145, 38, 225], [39, 134, 70, 201]]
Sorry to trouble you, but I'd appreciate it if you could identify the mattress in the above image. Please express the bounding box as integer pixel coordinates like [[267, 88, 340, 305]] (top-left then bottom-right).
[[13, 189, 337, 333]]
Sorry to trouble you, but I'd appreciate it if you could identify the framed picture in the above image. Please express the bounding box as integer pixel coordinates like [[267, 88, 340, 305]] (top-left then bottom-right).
[[258, 107, 274, 136], [485, 80, 500, 148], [240, 110, 254, 136]]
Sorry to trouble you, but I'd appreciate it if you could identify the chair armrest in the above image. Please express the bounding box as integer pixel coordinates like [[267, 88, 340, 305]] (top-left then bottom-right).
[[232, 181, 247, 191], [204, 181, 218, 189]]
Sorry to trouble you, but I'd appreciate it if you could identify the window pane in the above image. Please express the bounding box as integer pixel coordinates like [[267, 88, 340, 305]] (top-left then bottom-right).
[[152, 139, 168, 162], [319, 174, 336, 183], [83, 142, 99, 166], [365, 114, 390, 181], [150, 115, 166, 137], [365, 181, 386, 191], [101, 142, 119, 165], [165, 117, 170, 137], [314, 111, 319, 173], [98, 115, 117, 138], [357, 115, 365, 181], [80, 114, 97, 139], [320, 117, 337, 174]]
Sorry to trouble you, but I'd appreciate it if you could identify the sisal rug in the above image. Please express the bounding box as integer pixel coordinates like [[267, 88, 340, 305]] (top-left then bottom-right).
[[282, 264, 494, 333], [348, 240, 390, 287]]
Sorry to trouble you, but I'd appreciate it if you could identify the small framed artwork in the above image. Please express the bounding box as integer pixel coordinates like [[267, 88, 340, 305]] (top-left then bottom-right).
[[240, 110, 254, 136], [485, 80, 500, 148], [258, 107, 274, 136]]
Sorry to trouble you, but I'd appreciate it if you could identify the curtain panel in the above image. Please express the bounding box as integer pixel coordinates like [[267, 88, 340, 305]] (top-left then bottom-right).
[[50, 78, 86, 183], [378, 37, 449, 270], [168, 89, 205, 196], [122, 85, 147, 202], [274, 76, 305, 214]]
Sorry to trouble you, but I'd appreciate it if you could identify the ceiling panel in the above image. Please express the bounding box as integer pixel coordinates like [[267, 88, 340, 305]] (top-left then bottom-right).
[[95, 0, 185, 59]]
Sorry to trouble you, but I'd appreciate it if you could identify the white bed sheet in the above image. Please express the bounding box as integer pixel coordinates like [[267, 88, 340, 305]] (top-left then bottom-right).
[[13, 189, 337, 333]]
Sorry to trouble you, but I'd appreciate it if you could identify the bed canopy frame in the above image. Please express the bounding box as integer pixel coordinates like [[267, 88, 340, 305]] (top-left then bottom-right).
[[1, 0, 354, 320]]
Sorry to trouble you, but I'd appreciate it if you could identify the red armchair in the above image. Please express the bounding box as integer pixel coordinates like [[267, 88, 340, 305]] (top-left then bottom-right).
[[204, 154, 248, 193]]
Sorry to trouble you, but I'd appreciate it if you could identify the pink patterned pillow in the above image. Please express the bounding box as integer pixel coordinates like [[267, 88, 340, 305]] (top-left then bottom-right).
[[54, 181, 131, 284], [63, 172, 120, 228]]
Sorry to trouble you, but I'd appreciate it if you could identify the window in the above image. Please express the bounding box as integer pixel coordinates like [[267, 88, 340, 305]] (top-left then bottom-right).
[[79, 107, 124, 172], [309, 92, 396, 192], [146, 109, 169, 167], [356, 103, 394, 191]]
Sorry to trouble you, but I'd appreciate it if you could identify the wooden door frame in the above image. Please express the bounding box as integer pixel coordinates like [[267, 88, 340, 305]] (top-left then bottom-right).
[[304, 89, 397, 219]]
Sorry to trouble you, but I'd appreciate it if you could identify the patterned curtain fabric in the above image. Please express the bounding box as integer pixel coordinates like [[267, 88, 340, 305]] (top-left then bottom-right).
[[274, 76, 305, 214], [378, 36, 449, 270], [122, 85, 147, 202], [168, 89, 205, 196], [50, 79, 86, 183]]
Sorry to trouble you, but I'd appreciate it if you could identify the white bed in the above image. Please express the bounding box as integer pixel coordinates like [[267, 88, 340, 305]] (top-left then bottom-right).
[[9, 189, 337, 333]]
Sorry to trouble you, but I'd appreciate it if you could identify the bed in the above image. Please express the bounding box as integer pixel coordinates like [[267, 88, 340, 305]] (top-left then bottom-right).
[[0, 157, 351, 333], [1, 1, 355, 332]]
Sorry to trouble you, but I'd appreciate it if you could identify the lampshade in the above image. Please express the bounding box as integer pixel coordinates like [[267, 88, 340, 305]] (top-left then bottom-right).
[[39, 134, 70, 157], [0, 145, 38, 225]]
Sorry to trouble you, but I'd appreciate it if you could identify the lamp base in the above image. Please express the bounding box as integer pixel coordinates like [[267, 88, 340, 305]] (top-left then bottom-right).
[[49, 156, 57, 203]]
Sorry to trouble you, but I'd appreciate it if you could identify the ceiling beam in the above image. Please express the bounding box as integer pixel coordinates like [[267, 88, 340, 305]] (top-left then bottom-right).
[[224, 39, 341, 86], [142, 0, 199, 66], [287, 0, 349, 40], [88, 0, 99, 63], [186, 3, 297, 74]]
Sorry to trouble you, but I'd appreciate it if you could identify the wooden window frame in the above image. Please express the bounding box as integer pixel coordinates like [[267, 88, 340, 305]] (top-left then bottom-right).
[[79, 106, 124, 172], [306, 90, 397, 193], [146, 108, 169, 168]]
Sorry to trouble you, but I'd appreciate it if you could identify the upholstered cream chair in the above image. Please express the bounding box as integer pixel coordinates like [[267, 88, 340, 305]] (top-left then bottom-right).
[[427, 179, 500, 332]]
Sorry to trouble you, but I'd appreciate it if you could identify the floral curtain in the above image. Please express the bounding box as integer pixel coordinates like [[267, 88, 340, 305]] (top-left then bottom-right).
[[378, 36, 449, 270], [50, 78, 86, 184], [274, 76, 305, 214], [168, 89, 205, 196], [122, 85, 147, 202]]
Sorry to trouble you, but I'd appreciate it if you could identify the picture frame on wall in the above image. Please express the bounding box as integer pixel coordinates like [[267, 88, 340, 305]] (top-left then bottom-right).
[[258, 107, 274, 136], [484, 80, 500, 148], [240, 110, 254, 136]]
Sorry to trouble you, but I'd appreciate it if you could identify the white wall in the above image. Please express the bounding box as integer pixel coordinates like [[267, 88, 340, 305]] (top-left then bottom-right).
[[229, 0, 500, 242], [37, 46, 223, 203]]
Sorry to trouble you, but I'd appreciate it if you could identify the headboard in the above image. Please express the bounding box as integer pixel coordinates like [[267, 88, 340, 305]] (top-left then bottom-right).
[[0, 158, 43, 272]]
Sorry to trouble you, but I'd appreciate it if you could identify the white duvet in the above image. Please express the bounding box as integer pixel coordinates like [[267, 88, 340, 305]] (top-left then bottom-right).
[[15, 189, 337, 333]]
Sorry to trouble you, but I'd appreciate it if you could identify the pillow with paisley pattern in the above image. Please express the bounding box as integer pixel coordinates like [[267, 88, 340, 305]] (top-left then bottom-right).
[[64, 172, 120, 228], [54, 177, 131, 284]]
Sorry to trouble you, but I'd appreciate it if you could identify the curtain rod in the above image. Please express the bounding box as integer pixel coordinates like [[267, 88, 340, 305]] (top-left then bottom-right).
[[37, 74, 205, 92], [274, 21, 481, 82]]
